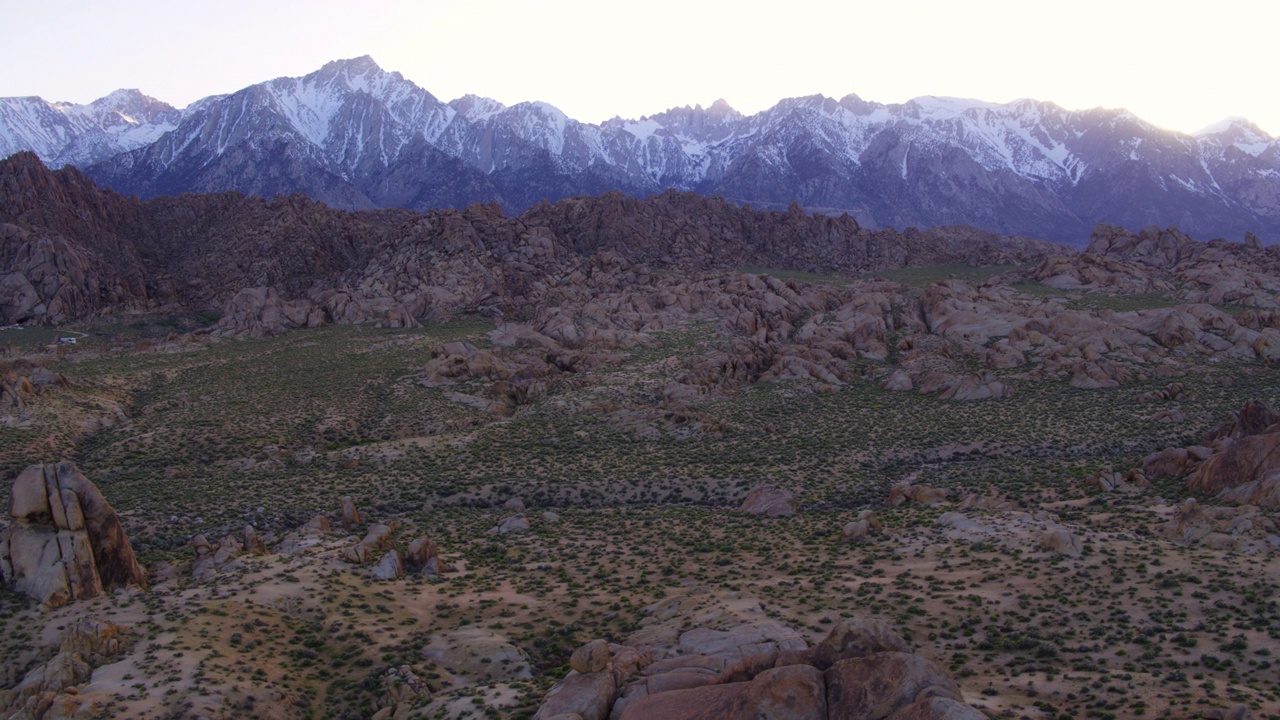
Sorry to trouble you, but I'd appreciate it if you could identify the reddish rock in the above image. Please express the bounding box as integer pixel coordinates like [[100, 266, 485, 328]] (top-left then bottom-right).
[[341, 496, 362, 529], [739, 486, 799, 517], [887, 697, 991, 720], [1039, 528, 1083, 557], [1187, 426, 1280, 501], [810, 618, 909, 671], [406, 537, 440, 574], [618, 683, 746, 720], [825, 652, 963, 720], [1143, 447, 1190, 479], [571, 639, 611, 674], [534, 670, 616, 720], [708, 665, 827, 720]]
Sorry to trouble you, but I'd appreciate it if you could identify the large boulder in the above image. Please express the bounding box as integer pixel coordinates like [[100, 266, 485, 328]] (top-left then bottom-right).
[[406, 536, 440, 575], [619, 664, 826, 720], [712, 665, 827, 720], [887, 485, 948, 507], [362, 523, 394, 550], [341, 495, 363, 529], [842, 511, 883, 542], [190, 533, 245, 582], [1039, 528, 1083, 557], [1142, 447, 1190, 479], [242, 525, 267, 554], [810, 618, 909, 670], [1205, 399, 1280, 442], [0, 462, 145, 608], [739, 486, 798, 517], [534, 670, 616, 720], [887, 697, 990, 720], [825, 652, 963, 720], [370, 551, 404, 581], [209, 286, 323, 338], [571, 639, 612, 674], [491, 514, 531, 534], [1187, 425, 1280, 502]]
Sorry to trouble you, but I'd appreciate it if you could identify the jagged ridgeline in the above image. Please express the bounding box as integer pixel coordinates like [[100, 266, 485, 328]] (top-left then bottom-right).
[[5, 57, 1280, 244], [0, 152, 1054, 328]]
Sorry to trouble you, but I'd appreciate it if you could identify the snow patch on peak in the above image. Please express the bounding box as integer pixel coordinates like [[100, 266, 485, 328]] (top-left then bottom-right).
[[905, 95, 1004, 117], [1195, 116, 1260, 137], [450, 95, 506, 121], [1196, 117, 1274, 157], [624, 118, 664, 142], [523, 101, 568, 122], [322, 55, 383, 75], [508, 102, 570, 154]]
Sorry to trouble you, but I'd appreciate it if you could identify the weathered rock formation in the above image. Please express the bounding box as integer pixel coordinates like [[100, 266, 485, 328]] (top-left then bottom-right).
[[491, 514, 531, 534], [738, 486, 799, 517], [1158, 498, 1279, 553], [0, 153, 1056, 328], [1032, 224, 1280, 308], [1083, 468, 1151, 494], [1141, 400, 1280, 508], [371, 665, 429, 720], [1039, 528, 1084, 557], [188, 530, 245, 579], [534, 609, 983, 720], [0, 618, 134, 720], [841, 511, 883, 542], [370, 551, 404, 581], [0, 462, 145, 607], [406, 536, 441, 575], [887, 485, 949, 508], [341, 495, 363, 529]]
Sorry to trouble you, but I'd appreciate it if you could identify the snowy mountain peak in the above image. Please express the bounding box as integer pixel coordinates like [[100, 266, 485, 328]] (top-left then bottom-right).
[[319, 55, 384, 76], [79, 89, 180, 126], [450, 94, 507, 121], [837, 94, 882, 115], [902, 95, 1005, 119], [1195, 117, 1275, 158], [5, 57, 1280, 245], [707, 98, 736, 117], [0, 88, 180, 167], [1196, 117, 1272, 141]]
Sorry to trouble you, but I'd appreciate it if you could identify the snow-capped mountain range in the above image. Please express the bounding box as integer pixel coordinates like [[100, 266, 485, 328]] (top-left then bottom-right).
[[3, 56, 1278, 244]]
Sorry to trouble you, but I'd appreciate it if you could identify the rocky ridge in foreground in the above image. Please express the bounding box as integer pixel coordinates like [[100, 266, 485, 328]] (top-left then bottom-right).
[[0, 152, 1052, 327]]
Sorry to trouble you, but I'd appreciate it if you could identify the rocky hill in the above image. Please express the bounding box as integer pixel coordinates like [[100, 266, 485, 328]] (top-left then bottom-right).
[[3, 57, 1278, 244], [0, 152, 1055, 328]]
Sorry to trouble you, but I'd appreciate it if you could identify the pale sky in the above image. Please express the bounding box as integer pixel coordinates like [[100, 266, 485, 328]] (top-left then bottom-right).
[[2, 0, 1276, 136]]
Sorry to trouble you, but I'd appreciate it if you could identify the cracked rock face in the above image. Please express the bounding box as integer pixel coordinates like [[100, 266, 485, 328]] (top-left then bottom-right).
[[0, 462, 145, 608]]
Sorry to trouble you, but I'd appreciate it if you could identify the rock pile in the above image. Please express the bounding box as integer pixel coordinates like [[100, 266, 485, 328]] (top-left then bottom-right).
[[1142, 400, 1280, 508], [190, 533, 245, 583], [371, 665, 429, 720], [534, 611, 984, 720], [886, 484, 948, 507], [841, 511, 883, 542], [1158, 498, 1279, 552], [1083, 468, 1150, 494], [0, 618, 134, 719], [0, 462, 146, 608]]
